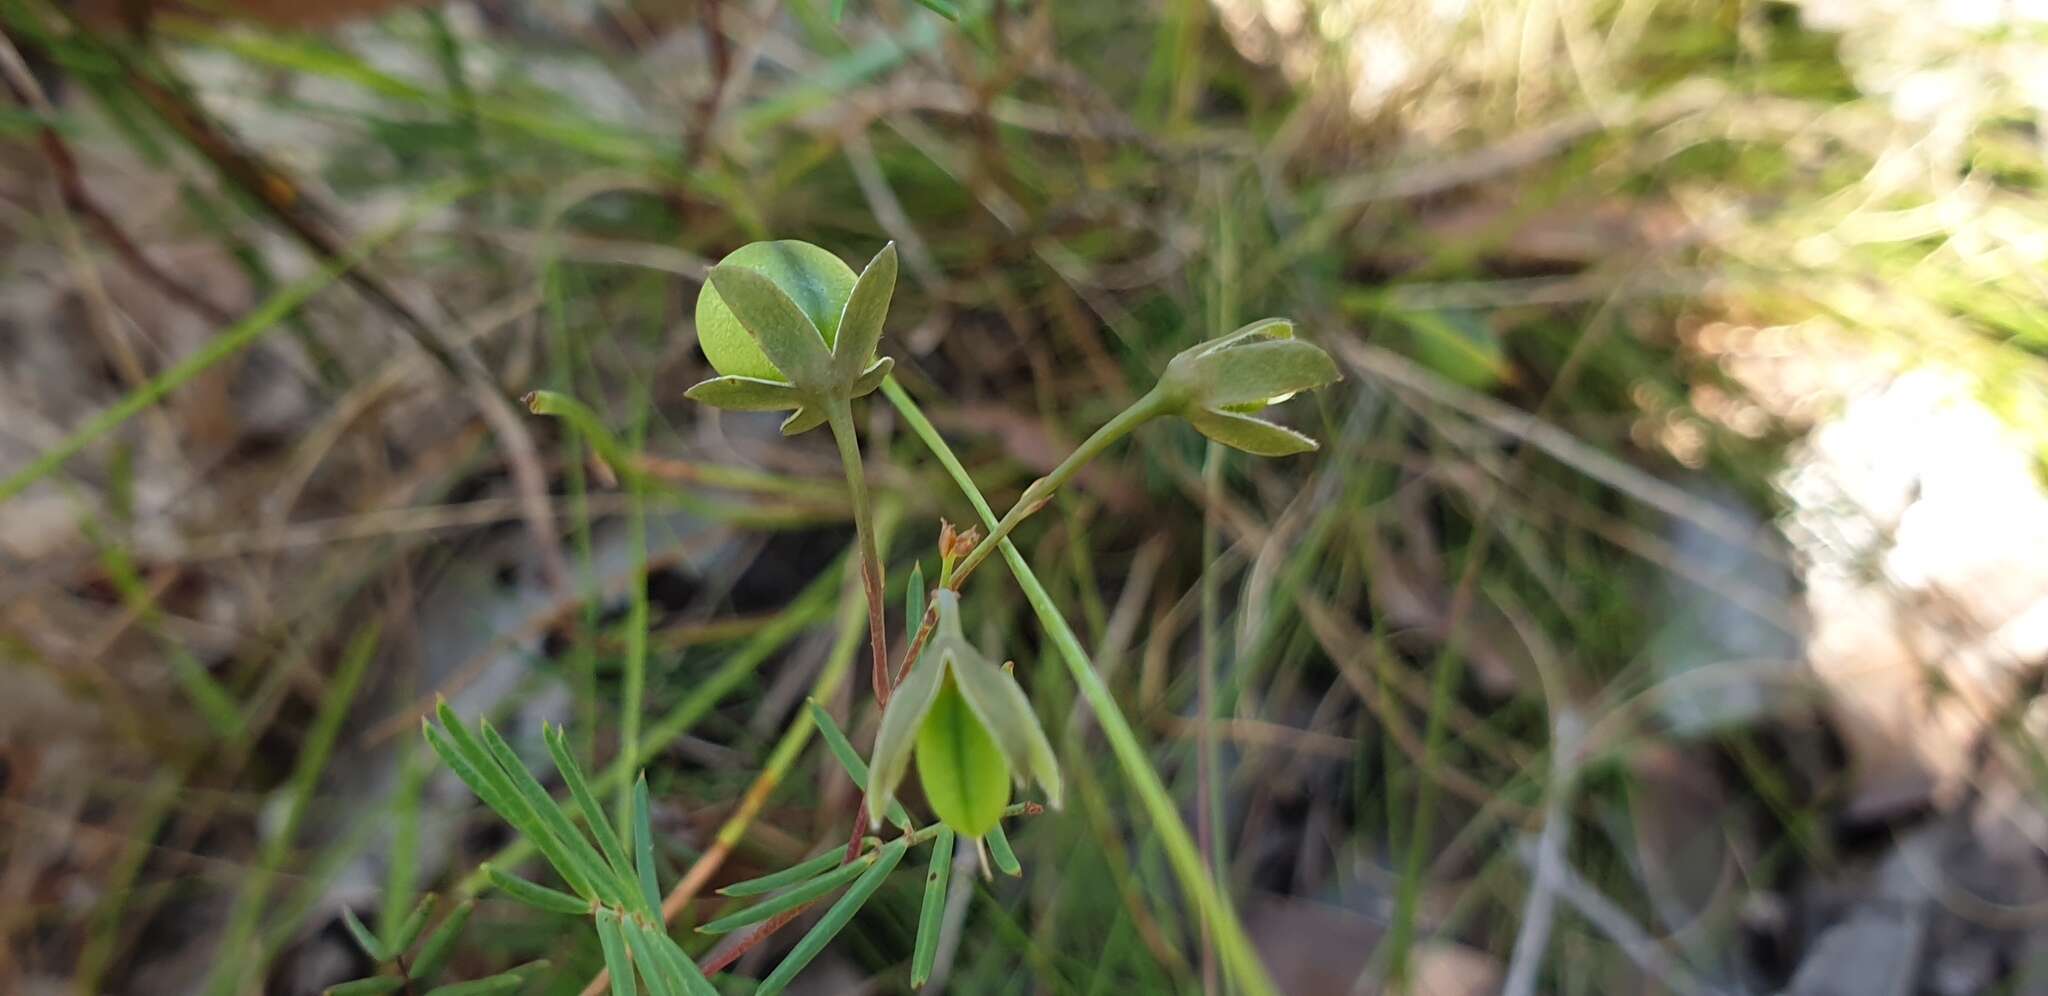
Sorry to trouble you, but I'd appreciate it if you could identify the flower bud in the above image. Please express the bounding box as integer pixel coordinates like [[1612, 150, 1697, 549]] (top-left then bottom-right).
[[1157, 318, 1341, 456]]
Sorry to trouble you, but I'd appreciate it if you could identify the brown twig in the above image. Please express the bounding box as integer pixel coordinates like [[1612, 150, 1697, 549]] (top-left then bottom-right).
[[0, 29, 235, 327]]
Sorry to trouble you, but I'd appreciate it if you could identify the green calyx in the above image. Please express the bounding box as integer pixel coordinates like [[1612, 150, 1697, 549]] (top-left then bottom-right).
[[867, 590, 1063, 838], [686, 240, 899, 435], [1156, 317, 1342, 456]]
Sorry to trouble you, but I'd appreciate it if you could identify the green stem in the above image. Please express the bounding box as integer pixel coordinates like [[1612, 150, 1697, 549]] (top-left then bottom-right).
[[1197, 439, 1226, 996], [950, 385, 1174, 587], [825, 401, 891, 704], [883, 378, 1279, 996]]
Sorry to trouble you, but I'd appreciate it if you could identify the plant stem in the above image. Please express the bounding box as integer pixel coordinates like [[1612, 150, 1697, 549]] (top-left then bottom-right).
[[1196, 439, 1225, 996], [948, 385, 1175, 589], [825, 400, 892, 706], [884, 378, 1280, 996]]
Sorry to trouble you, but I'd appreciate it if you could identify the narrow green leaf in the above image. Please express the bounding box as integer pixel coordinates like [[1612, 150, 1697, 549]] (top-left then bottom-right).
[[410, 900, 473, 980], [867, 649, 946, 827], [632, 776, 663, 917], [985, 823, 1022, 877], [542, 725, 639, 904], [426, 706, 588, 898], [831, 0, 847, 21], [706, 266, 833, 388], [911, 828, 954, 987], [913, 0, 961, 19], [1184, 407, 1319, 457], [422, 721, 529, 839], [421, 972, 530, 996], [904, 563, 925, 641], [326, 978, 404, 996], [698, 852, 873, 934], [475, 719, 620, 904], [384, 893, 436, 956], [485, 864, 591, 915], [682, 375, 804, 412], [719, 848, 846, 897], [754, 838, 909, 996], [916, 674, 1012, 838], [338, 908, 387, 963], [631, 918, 719, 996], [832, 242, 896, 383], [593, 908, 640, 996], [807, 700, 910, 829], [621, 918, 682, 996]]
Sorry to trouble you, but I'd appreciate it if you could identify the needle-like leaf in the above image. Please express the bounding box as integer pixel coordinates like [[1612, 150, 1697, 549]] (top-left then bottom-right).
[[484, 864, 591, 916], [911, 828, 954, 987], [718, 847, 847, 898], [410, 900, 473, 980], [632, 776, 663, 918], [593, 908, 639, 996], [808, 700, 911, 829], [699, 852, 875, 934], [754, 838, 910, 996], [543, 724, 639, 905]]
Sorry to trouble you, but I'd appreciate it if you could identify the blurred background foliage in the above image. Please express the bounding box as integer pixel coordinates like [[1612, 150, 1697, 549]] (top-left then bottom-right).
[[3, 0, 2048, 993]]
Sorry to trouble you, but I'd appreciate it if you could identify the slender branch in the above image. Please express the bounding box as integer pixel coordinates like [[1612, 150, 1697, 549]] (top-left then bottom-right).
[[946, 385, 1173, 588], [825, 401, 891, 706]]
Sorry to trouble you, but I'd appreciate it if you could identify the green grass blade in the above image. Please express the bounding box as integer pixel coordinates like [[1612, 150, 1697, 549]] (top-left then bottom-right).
[[0, 180, 466, 503], [719, 848, 847, 897], [911, 828, 955, 987], [985, 823, 1022, 877], [384, 894, 435, 956], [698, 852, 875, 934], [543, 724, 639, 901], [913, 0, 961, 19], [883, 378, 1279, 996], [475, 718, 622, 904], [410, 900, 473, 980], [806, 699, 911, 829], [326, 978, 404, 996], [203, 624, 382, 995], [339, 908, 387, 962], [593, 908, 640, 996], [632, 776, 663, 917], [754, 838, 909, 996], [484, 864, 592, 916]]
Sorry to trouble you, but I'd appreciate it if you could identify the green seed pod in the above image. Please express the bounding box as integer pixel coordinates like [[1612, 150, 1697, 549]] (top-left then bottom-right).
[[914, 674, 1012, 838], [867, 590, 1062, 839], [694, 241, 857, 381], [685, 242, 900, 435]]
